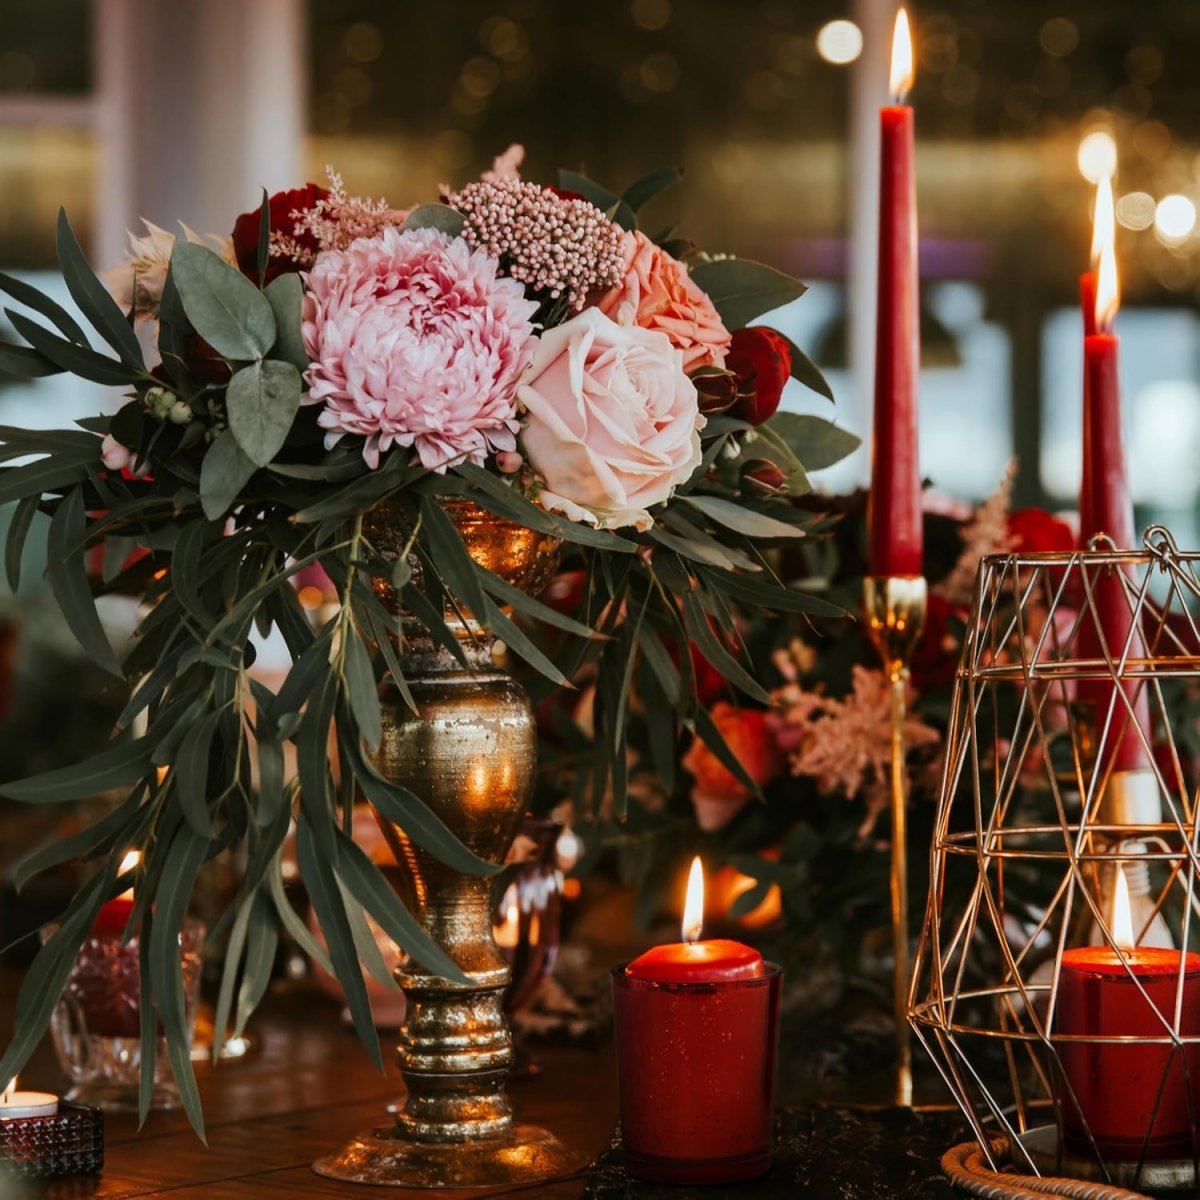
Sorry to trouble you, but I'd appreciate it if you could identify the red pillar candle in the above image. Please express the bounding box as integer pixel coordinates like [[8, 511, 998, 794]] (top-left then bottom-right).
[[1055, 869, 1200, 1160], [611, 859, 782, 1184], [1078, 182, 1151, 776], [868, 8, 922, 578]]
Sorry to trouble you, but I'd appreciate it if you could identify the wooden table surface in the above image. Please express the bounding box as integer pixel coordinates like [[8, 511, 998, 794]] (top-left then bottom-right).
[[4, 981, 616, 1200]]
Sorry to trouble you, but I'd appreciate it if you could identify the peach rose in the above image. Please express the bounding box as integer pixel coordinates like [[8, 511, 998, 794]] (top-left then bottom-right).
[[682, 703, 785, 831], [518, 308, 703, 531], [597, 230, 732, 371]]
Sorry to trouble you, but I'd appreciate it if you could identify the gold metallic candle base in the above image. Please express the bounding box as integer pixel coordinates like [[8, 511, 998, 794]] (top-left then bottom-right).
[[315, 502, 584, 1187], [863, 575, 927, 1109], [313, 1123, 588, 1188]]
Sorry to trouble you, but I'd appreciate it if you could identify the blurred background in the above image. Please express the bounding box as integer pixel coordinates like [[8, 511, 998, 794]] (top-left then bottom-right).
[[2, 0, 1200, 531], [0, 0, 1199, 778]]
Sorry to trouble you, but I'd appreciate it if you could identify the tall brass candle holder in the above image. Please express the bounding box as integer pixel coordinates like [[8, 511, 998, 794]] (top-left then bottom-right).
[[863, 573, 927, 1109], [314, 501, 587, 1188], [910, 528, 1200, 1194]]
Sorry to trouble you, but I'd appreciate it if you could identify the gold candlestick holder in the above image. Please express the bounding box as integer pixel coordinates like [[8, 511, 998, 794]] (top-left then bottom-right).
[[863, 573, 927, 1109]]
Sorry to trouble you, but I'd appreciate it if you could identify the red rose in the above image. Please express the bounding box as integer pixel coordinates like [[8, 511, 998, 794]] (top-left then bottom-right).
[[727, 327, 791, 426], [1008, 508, 1074, 554], [231, 184, 328, 284], [682, 702, 785, 832]]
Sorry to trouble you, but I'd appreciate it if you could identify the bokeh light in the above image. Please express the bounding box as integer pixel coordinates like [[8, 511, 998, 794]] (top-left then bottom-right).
[[1077, 129, 1117, 183], [1115, 191, 1156, 231], [816, 20, 863, 65], [1154, 194, 1197, 242]]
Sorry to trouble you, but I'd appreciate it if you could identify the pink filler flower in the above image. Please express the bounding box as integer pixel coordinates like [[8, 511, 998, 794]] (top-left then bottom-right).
[[302, 226, 538, 471]]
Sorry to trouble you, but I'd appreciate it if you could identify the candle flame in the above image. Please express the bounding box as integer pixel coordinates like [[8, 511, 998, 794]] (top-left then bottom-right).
[[682, 856, 705, 944], [2, 1079, 14, 1104], [1113, 864, 1134, 948], [889, 9, 914, 102], [117, 849, 140, 904], [1092, 173, 1119, 330], [1091, 174, 1114, 270]]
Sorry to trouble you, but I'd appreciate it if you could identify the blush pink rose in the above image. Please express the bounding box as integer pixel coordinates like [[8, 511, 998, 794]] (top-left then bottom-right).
[[517, 308, 704, 531], [597, 230, 732, 371]]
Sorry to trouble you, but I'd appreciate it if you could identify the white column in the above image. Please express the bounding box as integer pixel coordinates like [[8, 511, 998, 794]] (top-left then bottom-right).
[[845, 0, 895, 485], [93, 0, 306, 268]]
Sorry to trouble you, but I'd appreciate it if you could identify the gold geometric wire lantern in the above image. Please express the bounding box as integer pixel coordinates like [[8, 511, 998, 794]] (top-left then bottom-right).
[[910, 528, 1200, 1193]]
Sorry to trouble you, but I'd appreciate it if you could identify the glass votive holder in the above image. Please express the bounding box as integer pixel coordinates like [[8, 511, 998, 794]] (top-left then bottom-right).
[[0, 1102, 103, 1180], [43, 919, 206, 1112], [611, 961, 782, 1184]]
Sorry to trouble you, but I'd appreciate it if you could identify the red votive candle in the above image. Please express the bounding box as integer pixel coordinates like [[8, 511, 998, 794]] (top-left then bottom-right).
[[1055, 868, 1200, 1160], [611, 859, 782, 1184]]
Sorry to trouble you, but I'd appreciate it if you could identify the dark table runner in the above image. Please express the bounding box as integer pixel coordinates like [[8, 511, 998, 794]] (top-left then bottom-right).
[[585, 1105, 968, 1199]]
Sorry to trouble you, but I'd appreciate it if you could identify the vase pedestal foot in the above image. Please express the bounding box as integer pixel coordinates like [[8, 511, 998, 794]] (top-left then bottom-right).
[[312, 1123, 589, 1188]]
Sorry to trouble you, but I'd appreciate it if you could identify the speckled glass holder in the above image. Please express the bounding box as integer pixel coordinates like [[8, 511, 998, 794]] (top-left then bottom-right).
[[0, 1102, 104, 1180], [611, 961, 782, 1184]]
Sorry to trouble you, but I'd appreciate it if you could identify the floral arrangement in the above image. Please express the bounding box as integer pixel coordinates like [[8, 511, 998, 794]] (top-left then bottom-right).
[[542, 467, 1080, 972], [0, 146, 847, 1131]]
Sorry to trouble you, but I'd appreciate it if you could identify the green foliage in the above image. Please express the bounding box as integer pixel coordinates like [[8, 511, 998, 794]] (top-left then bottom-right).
[[0, 188, 856, 1138]]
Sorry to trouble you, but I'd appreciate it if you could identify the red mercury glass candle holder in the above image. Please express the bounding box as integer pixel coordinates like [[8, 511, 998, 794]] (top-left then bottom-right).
[[611, 961, 782, 1184], [1056, 945, 1200, 1161]]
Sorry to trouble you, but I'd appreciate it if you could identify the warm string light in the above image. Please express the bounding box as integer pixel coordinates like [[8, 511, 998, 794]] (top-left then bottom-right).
[[889, 8, 914, 103], [681, 856, 705, 944]]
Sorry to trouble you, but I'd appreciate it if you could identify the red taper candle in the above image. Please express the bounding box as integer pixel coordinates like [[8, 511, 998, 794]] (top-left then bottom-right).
[[1078, 177, 1151, 774], [868, 9, 922, 578]]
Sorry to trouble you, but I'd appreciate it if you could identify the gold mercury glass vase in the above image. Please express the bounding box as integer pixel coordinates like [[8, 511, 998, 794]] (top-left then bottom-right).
[[314, 499, 588, 1188]]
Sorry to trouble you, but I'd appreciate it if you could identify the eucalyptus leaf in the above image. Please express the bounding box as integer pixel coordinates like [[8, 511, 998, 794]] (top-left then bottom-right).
[[689, 258, 806, 330], [226, 359, 302, 467], [6, 310, 138, 386], [623, 167, 683, 212], [172, 710, 222, 837], [777, 333, 834, 401], [342, 625, 383, 752], [403, 205, 466, 237], [682, 589, 770, 704], [296, 815, 382, 1071], [212, 890, 254, 1061], [0, 340, 60, 378], [56, 209, 144, 367], [683, 493, 806, 539], [263, 273, 309, 371], [47, 487, 122, 676], [334, 828, 471, 984], [147, 823, 209, 1139], [234, 892, 279, 1034], [199, 430, 258, 521], [766, 412, 862, 472], [0, 270, 88, 344], [170, 241, 276, 361], [5, 494, 39, 591]]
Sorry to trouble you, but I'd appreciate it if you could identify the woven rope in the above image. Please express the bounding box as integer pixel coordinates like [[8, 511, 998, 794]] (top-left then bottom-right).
[[940, 1141, 1152, 1200]]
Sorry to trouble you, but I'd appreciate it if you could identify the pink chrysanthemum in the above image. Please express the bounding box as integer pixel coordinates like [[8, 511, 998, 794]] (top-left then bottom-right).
[[302, 226, 538, 471]]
